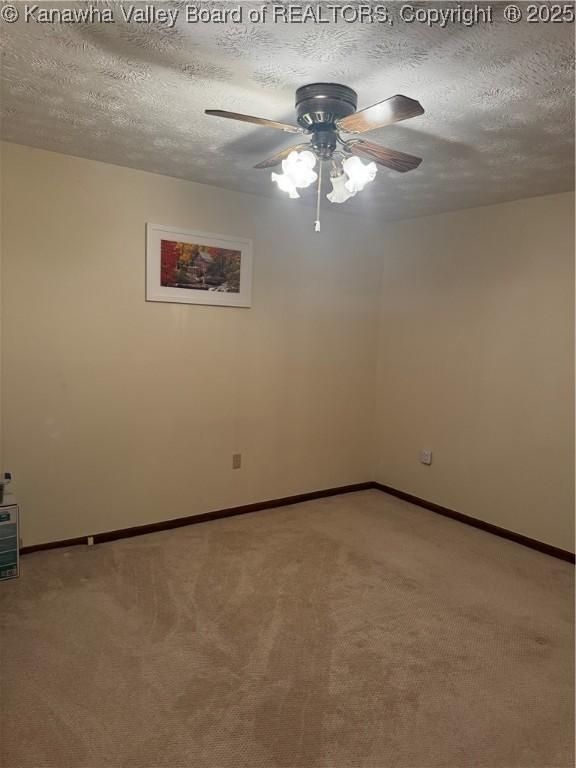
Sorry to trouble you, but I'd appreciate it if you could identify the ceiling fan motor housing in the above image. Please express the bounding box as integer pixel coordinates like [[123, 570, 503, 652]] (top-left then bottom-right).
[[296, 83, 358, 159], [296, 83, 357, 130]]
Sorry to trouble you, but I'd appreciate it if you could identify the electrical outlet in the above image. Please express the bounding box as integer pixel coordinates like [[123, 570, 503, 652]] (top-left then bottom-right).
[[232, 453, 242, 470], [420, 450, 433, 465]]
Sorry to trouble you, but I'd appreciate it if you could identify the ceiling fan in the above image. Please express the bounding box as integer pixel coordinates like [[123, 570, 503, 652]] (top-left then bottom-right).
[[206, 83, 424, 230]]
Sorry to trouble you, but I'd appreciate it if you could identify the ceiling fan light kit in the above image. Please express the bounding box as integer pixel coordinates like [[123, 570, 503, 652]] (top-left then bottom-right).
[[206, 83, 424, 231]]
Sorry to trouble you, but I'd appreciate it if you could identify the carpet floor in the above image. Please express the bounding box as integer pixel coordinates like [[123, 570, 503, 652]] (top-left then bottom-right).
[[0, 490, 574, 768]]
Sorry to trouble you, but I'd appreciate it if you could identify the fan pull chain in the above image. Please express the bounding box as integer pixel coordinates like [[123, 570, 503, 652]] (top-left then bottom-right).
[[314, 160, 323, 233]]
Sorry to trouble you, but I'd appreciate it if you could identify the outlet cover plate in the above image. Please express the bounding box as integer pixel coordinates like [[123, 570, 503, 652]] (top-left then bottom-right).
[[420, 450, 433, 465]]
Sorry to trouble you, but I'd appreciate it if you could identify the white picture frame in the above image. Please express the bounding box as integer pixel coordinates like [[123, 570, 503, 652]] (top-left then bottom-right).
[[146, 223, 252, 308]]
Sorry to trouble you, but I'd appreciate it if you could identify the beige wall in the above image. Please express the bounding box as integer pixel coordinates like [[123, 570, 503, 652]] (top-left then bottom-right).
[[374, 192, 575, 551], [1, 142, 382, 546], [2, 143, 573, 552], [0, 147, 3, 479]]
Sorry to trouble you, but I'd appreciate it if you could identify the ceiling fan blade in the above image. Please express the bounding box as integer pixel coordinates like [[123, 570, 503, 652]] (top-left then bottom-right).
[[346, 139, 422, 173], [336, 95, 424, 134], [205, 109, 304, 134], [254, 144, 311, 169]]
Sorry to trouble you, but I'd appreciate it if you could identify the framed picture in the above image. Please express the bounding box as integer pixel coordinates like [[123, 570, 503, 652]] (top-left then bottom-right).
[[146, 224, 252, 308]]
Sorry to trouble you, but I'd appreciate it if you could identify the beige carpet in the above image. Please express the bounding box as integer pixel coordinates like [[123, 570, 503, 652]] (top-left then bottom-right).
[[0, 490, 573, 768]]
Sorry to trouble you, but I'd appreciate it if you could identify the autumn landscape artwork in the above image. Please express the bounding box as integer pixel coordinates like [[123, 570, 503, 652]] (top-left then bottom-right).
[[160, 239, 241, 293]]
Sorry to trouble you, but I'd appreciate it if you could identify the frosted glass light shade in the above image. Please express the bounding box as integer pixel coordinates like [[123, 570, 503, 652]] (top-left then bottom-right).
[[343, 156, 377, 193], [271, 171, 300, 198], [327, 173, 356, 204], [282, 150, 318, 189]]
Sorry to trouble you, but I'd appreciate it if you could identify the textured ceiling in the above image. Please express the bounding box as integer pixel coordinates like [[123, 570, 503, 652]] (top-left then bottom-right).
[[1, 1, 574, 220]]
